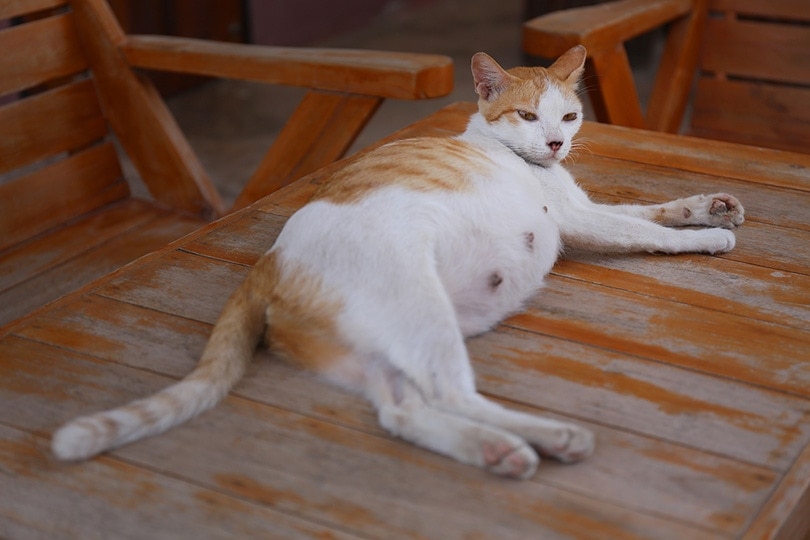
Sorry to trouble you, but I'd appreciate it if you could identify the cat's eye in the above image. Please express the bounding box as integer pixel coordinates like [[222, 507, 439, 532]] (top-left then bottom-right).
[[517, 110, 538, 121], [563, 112, 578, 122]]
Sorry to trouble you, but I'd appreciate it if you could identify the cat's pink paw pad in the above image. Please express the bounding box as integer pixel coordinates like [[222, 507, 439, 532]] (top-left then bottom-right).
[[708, 194, 744, 228], [540, 426, 595, 463], [482, 440, 539, 479]]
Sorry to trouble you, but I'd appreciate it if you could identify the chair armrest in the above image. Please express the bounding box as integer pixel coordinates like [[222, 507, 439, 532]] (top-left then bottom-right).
[[121, 36, 454, 100], [523, 0, 692, 58]]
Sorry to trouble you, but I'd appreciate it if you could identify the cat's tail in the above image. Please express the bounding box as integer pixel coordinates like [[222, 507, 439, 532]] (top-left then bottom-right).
[[51, 274, 267, 461]]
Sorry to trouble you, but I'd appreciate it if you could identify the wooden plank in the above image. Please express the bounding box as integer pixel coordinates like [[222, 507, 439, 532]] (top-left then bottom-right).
[[0, 424, 360, 540], [471, 327, 810, 470], [0, 142, 129, 252], [0, 212, 202, 327], [508, 274, 810, 398], [743, 444, 810, 540], [182, 209, 287, 265], [0, 199, 161, 293], [0, 13, 88, 96], [701, 17, 810, 86], [577, 121, 810, 192], [69, 0, 225, 219], [0, 78, 108, 175], [0, 0, 66, 20], [121, 35, 455, 100], [232, 91, 382, 211], [0, 336, 745, 538], [556, 254, 809, 330], [692, 77, 810, 154]]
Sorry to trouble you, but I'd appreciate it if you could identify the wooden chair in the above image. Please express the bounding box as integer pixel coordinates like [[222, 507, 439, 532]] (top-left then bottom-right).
[[522, 0, 810, 154], [0, 0, 453, 327]]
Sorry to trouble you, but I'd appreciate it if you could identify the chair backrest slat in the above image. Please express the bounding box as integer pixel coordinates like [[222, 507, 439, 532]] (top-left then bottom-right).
[[0, 143, 127, 251], [0, 6, 128, 251], [690, 0, 810, 151], [0, 12, 89, 97]]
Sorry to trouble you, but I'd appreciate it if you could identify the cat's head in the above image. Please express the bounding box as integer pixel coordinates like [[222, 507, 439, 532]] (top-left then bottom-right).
[[471, 46, 586, 166]]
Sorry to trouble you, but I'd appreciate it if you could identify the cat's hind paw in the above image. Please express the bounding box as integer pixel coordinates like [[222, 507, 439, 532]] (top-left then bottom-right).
[[536, 425, 595, 463], [482, 439, 539, 479]]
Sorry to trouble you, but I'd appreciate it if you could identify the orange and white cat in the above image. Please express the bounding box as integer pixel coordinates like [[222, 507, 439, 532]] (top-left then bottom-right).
[[52, 46, 744, 479]]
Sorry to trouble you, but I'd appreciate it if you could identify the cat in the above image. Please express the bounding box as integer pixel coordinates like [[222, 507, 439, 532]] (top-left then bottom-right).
[[51, 45, 744, 479]]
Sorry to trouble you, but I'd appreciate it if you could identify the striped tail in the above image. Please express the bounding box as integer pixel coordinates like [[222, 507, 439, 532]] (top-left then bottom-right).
[[52, 278, 267, 461]]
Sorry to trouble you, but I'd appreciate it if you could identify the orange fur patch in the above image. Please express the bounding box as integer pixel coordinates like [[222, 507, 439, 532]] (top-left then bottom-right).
[[251, 252, 350, 371], [312, 137, 494, 204]]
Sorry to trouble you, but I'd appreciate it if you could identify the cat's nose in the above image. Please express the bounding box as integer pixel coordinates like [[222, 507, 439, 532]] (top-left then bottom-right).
[[548, 141, 563, 152]]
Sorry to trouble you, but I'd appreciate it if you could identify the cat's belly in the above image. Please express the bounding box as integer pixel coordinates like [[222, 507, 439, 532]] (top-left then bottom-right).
[[435, 201, 561, 337], [274, 187, 560, 338]]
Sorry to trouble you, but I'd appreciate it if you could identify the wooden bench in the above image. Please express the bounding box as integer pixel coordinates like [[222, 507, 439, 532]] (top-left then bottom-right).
[[0, 0, 453, 327], [1, 101, 808, 539], [523, 0, 810, 154]]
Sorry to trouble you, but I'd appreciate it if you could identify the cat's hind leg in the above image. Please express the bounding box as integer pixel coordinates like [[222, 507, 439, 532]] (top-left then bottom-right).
[[435, 392, 595, 463], [364, 360, 540, 479]]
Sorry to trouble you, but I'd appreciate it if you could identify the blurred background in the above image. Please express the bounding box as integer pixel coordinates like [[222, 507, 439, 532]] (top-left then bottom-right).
[[108, 0, 661, 206]]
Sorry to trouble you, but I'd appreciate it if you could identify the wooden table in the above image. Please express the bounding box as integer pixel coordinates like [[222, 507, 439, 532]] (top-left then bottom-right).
[[1, 102, 808, 540]]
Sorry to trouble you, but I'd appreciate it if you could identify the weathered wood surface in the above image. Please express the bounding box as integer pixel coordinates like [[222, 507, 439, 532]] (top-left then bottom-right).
[[1, 103, 808, 539]]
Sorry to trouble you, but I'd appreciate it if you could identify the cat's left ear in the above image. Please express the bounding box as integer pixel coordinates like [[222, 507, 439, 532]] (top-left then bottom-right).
[[548, 45, 587, 88], [471, 52, 513, 101]]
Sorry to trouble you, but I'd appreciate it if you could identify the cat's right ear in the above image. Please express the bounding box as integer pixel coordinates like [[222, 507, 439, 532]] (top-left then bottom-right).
[[471, 52, 510, 101]]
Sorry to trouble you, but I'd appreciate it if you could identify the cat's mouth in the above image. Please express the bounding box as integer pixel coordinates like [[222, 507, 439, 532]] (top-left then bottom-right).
[[505, 144, 560, 168]]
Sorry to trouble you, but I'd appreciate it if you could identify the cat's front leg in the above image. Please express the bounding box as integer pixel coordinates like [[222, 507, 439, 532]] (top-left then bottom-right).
[[606, 193, 744, 229], [559, 210, 736, 254]]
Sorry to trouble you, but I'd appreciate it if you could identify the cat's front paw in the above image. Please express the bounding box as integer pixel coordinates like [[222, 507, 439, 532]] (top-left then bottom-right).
[[706, 193, 744, 229], [699, 228, 736, 254]]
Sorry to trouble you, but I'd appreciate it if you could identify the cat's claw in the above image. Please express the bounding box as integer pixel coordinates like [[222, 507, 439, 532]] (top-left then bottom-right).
[[482, 439, 539, 479], [707, 193, 744, 228]]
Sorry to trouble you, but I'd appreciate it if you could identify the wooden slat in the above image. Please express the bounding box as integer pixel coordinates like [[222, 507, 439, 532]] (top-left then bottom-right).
[[0, 199, 164, 293], [701, 17, 810, 86], [232, 91, 382, 210], [743, 444, 810, 540], [511, 274, 810, 397], [0, 424, 360, 539], [121, 35, 455, 100], [0, 0, 66, 20], [0, 13, 88, 96], [709, 0, 810, 22], [577, 120, 810, 192], [0, 208, 203, 327], [692, 78, 810, 154], [0, 78, 108, 175], [0, 142, 128, 252]]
